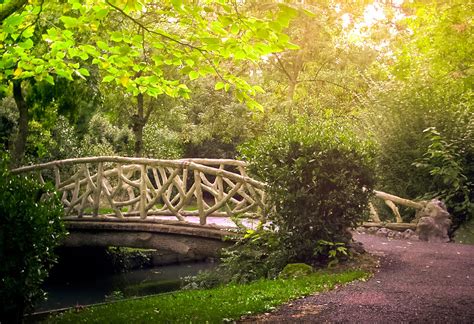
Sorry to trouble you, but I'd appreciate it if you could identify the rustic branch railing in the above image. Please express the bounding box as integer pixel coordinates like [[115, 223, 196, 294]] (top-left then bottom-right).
[[12, 157, 266, 226], [12, 156, 427, 231], [367, 190, 426, 229]]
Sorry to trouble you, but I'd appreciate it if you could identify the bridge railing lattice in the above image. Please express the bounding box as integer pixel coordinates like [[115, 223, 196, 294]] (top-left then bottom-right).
[[12, 156, 266, 226]]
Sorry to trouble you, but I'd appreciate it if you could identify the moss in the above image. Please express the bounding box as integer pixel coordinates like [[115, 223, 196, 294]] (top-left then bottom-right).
[[278, 263, 314, 279]]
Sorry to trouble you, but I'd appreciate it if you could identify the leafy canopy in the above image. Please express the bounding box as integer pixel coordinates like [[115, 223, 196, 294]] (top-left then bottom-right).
[[1, 0, 300, 110]]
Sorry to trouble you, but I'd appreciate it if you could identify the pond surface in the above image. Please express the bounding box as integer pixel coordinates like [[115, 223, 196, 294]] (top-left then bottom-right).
[[35, 261, 215, 312]]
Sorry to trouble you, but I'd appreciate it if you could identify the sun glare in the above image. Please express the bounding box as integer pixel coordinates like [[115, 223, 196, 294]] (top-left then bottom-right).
[[338, 0, 406, 49], [363, 3, 386, 26]]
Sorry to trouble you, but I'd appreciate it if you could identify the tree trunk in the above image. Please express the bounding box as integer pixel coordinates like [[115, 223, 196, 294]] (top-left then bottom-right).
[[287, 80, 297, 118], [132, 93, 145, 157], [11, 80, 28, 168]]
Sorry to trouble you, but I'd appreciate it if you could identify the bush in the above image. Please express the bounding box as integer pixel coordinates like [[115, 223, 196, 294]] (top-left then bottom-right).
[[0, 156, 66, 322], [239, 116, 375, 267], [183, 116, 375, 287], [414, 127, 474, 230]]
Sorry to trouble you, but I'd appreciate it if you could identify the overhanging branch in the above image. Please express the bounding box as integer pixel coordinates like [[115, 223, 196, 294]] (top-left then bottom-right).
[[0, 0, 28, 23]]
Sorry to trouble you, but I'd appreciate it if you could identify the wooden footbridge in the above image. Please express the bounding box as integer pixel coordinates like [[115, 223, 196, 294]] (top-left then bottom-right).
[[12, 157, 266, 256], [12, 156, 425, 256]]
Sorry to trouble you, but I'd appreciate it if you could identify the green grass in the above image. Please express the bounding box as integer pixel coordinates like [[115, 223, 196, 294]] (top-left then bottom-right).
[[46, 270, 368, 323]]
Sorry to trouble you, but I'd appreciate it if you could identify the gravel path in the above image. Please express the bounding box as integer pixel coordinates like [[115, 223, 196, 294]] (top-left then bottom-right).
[[241, 233, 474, 323]]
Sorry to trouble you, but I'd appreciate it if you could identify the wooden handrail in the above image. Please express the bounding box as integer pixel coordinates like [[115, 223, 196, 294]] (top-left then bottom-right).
[[12, 157, 266, 226], [369, 190, 426, 225]]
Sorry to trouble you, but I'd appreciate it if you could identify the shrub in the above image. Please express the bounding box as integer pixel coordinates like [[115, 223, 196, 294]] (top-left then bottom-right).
[[0, 156, 66, 322], [414, 127, 474, 230], [185, 116, 375, 287], [239, 116, 376, 264]]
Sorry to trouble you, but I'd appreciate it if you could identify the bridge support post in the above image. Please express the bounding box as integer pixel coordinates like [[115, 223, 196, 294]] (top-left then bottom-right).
[[140, 164, 147, 219], [194, 170, 205, 225]]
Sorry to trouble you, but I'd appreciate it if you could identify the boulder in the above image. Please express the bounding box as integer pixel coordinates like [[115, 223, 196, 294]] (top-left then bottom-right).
[[416, 199, 452, 243], [387, 230, 397, 239], [348, 241, 365, 254]]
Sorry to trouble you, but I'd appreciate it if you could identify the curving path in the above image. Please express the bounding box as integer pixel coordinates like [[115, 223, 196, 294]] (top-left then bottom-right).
[[243, 233, 474, 323]]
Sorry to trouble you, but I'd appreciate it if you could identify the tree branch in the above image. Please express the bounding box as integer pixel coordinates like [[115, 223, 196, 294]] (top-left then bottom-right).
[[105, 0, 226, 83], [17, 0, 44, 40], [105, 0, 203, 52], [273, 54, 294, 82], [0, 0, 28, 23]]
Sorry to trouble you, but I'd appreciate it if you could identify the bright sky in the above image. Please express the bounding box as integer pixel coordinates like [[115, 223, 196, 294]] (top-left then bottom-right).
[[338, 0, 406, 49]]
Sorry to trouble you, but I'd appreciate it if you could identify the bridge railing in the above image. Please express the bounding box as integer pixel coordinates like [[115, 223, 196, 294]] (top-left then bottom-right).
[[12, 156, 266, 226], [366, 190, 426, 230]]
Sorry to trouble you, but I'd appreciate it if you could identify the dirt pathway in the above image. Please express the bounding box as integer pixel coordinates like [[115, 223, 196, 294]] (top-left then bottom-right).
[[241, 233, 474, 323]]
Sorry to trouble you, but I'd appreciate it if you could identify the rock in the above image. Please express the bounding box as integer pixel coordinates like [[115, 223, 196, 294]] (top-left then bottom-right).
[[394, 231, 404, 240], [403, 229, 416, 240], [416, 199, 452, 243], [355, 226, 366, 234], [376, 227, 389, 237], [367, 227, 379, 234], [387, 230, 397, 239], [409, 234, 420, 241]]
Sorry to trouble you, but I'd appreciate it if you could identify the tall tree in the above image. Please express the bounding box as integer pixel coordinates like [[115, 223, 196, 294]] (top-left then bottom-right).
[[1, 0, 297, 162]]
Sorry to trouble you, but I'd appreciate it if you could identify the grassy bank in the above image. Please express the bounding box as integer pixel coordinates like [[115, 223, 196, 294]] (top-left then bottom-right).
[[46, 269, 369, 323]]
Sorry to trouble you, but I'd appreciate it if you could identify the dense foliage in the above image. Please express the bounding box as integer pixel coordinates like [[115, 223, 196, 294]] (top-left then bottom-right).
[[0, 156, 66, 322], [242, 116, 375, 257], [218, 116, 375, 279], [364, 0, 474, 226]]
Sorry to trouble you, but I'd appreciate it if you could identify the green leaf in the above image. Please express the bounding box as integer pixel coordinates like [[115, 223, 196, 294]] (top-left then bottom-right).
[[95, 8, 109, 19], [234, 50, 246, 60], [286, 42, 300, 50], [202, 37, 220, 45], [253, 85, 265, 94], [214, 82, 225, 90], [97, 41, 109, 50], [60, 16, 79, 28], [19, 39, 34, 50], [189, 71, 199, 80], [110, 32, 122, 42], [4, 15, 24, 27], [78, 68, 90, 76], [171, 0, 183, 10], [102, 75, 115, 83], [230, 24, 240, 35]]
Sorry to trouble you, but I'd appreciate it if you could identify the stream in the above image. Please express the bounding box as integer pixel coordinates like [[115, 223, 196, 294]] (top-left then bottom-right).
[[35, 259, 215, 312]]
